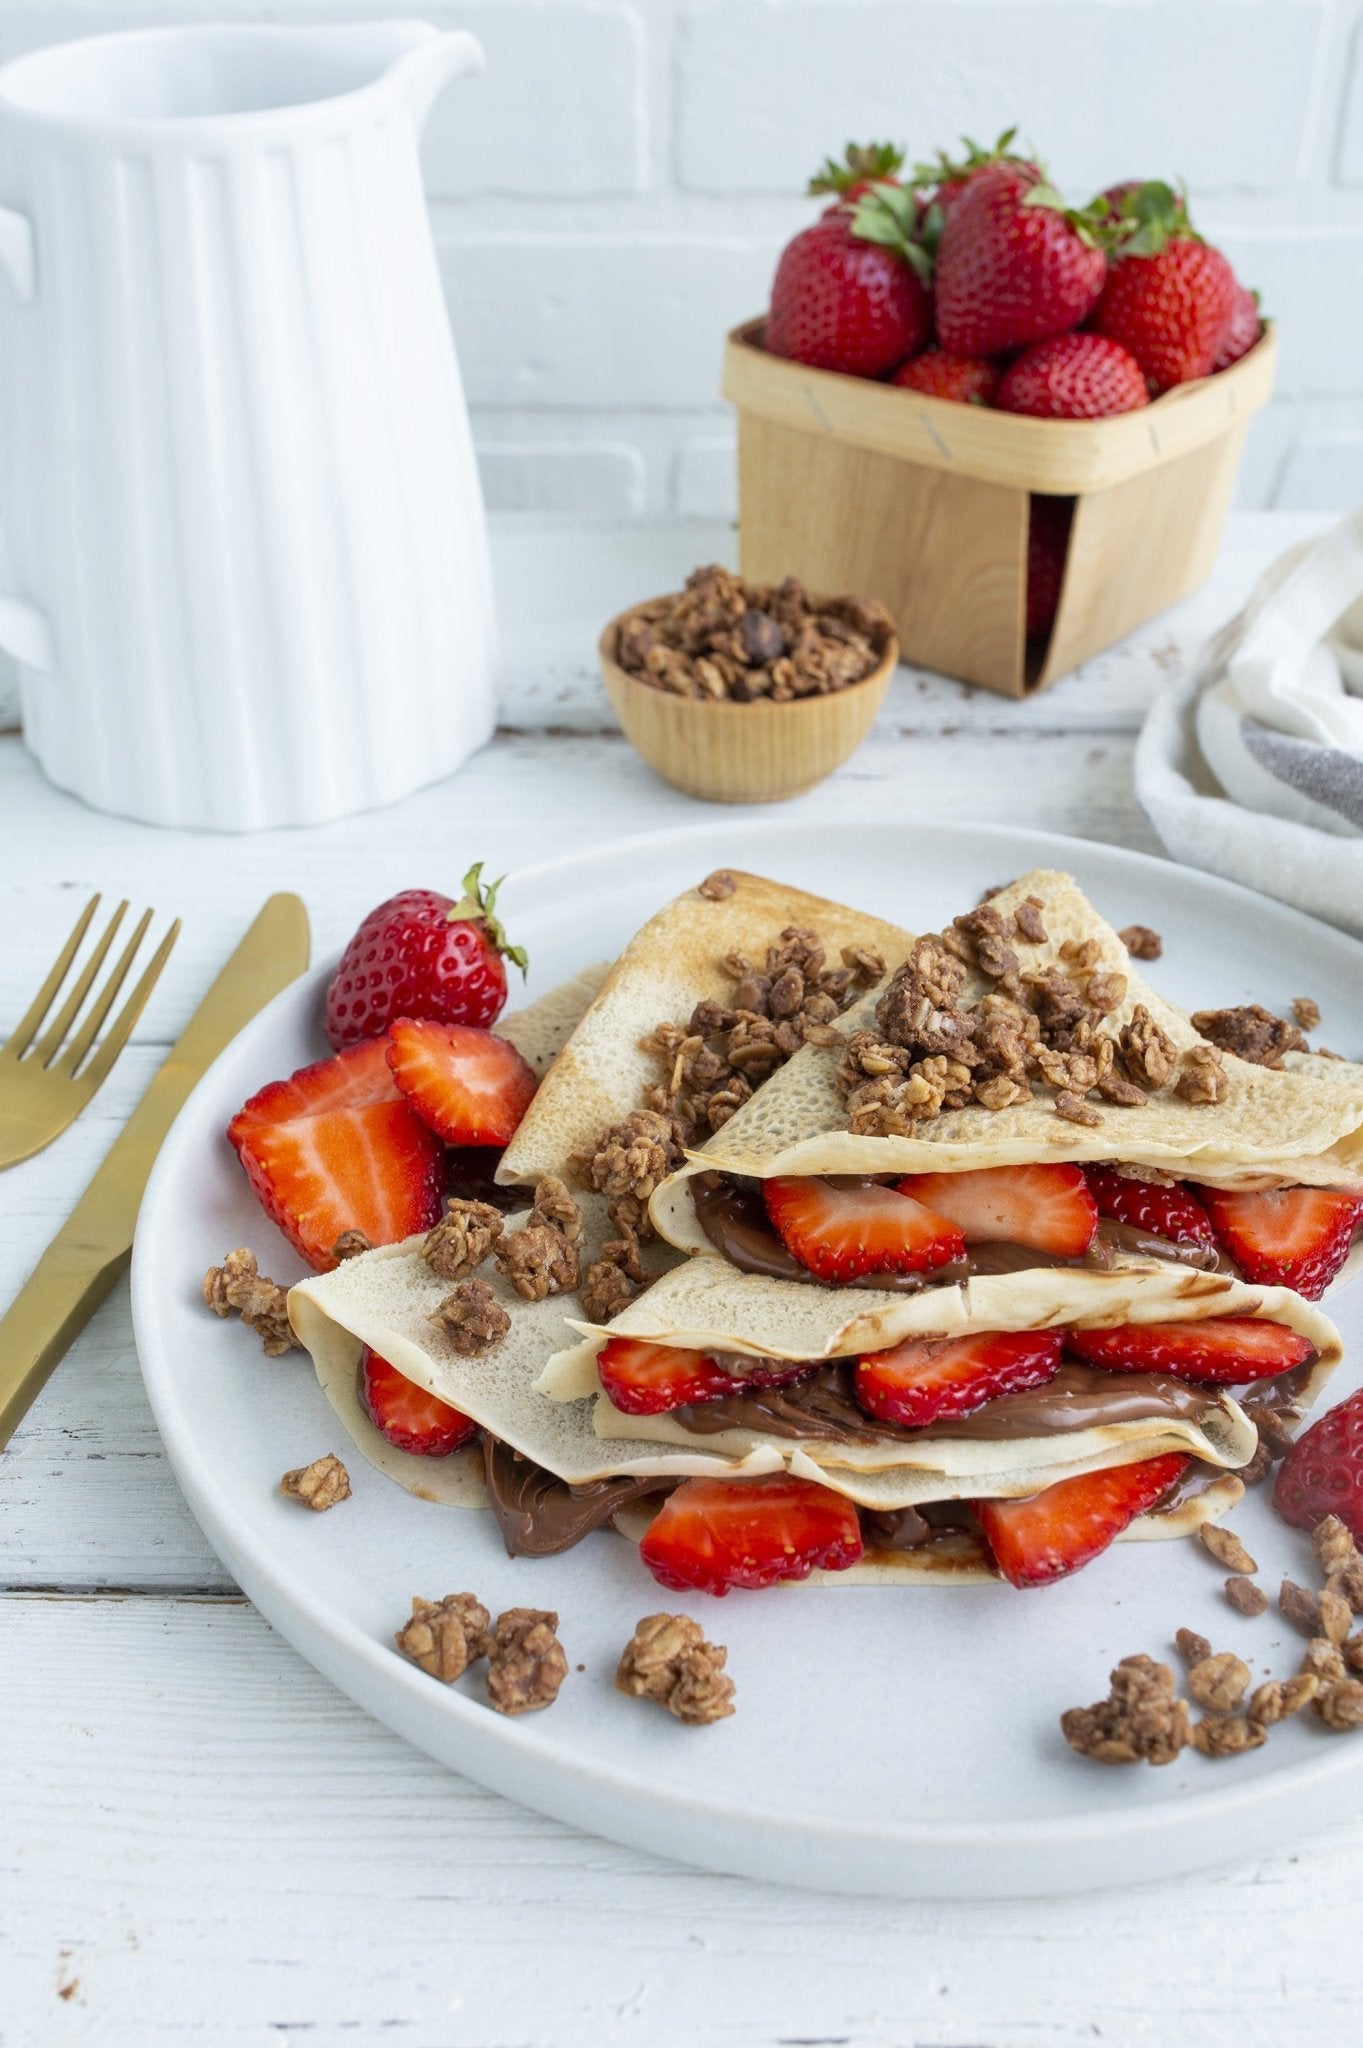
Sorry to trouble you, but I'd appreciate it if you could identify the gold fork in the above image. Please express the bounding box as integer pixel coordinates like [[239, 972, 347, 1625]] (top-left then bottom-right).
[[0, 895, 181, 1169]]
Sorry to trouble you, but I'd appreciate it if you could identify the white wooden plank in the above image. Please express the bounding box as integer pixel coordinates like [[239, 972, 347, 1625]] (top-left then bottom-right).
[[3, 1591, 1363, 2048]]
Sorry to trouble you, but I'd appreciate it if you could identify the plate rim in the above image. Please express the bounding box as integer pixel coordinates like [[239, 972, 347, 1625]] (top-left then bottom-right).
[[131, 817, 1363, 1892]]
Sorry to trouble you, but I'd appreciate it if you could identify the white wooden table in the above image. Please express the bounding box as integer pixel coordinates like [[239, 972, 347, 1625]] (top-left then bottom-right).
[[3, 509, 1356, 2048]]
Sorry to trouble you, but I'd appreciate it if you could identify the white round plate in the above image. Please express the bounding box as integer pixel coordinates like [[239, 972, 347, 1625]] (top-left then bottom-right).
[[133, 820, 1363, 1898]]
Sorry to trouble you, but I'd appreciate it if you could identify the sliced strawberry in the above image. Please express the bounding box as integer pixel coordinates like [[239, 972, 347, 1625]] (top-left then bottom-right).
[[639, 1473, 863, 1595], [762, 1176, 964, 1284], [1194, 1185, 1363, 1301], [1065, 1316, 1313, 1384], [360, 1345, 478, 1456], [1085, 1166, 1216, 1248], [854, 1329, 1063, 1429], [228, 1036, 399, 1138], [386, 1017, 537, 1147], [896, 1164, 1099, 1259], [1274, 1388, 1363, 1540], [597, 1337, 815, 1417], [231, 1097, 444, 1271], [976, 1452, 1189, 1589]]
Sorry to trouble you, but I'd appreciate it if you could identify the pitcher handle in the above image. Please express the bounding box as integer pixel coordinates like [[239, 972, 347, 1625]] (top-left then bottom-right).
[[0, 203, 54, 672], [388, 28, 485, 134]]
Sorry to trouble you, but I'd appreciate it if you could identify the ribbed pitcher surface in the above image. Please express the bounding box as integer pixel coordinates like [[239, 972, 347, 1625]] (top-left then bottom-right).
[[0, 22, 497, 829]]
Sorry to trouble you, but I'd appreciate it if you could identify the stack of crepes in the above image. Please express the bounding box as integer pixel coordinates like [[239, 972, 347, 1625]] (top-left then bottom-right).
[[290, 870, 1363, 1591]]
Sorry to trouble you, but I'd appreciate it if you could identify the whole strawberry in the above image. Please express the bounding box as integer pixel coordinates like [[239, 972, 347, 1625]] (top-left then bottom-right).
[[1026, 496, 1073, 640], [1274, 1388, 1363, 1542], [997, 333, 1149, 419], [324, 864, 527, 1051], [767, 182, 932, 378], [913, 128, 1035, 222], [1093, 181, 1236, 391], [934, 161, 1107, 356], [891, 347, 1000, 405], [1212, 283, 1261, 372]]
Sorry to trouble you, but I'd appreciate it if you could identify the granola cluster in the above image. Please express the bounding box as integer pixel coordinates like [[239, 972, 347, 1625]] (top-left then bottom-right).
[[1068, 1513, 1363, 1767], [836, 895, 1229, 1135], [203, 1248, 299, 1358], [279, 1452, 351, 1511], [422, 1180, 584, 1348], [616, 1612, 735, 1725], [1190, 1003, 1308, 1069], [613, 565, 893, 704], [396, 1593, 568, 1715]]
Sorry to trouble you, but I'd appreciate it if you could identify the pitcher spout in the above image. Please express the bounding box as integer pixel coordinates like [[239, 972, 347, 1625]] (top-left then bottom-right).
[[383, 24, 485, 132]]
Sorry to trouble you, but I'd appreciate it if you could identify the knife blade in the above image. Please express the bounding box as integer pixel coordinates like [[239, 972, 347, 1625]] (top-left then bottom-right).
[[0, 893, 310, 1449]]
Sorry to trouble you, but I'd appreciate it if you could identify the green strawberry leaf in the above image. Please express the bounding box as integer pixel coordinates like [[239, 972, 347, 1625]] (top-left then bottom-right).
[[850, 182, 934, 281], [808, 141, 905, 198], [449, 862, 529, 976]]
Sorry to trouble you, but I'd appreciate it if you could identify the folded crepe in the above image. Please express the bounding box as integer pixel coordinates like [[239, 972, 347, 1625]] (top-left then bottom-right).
[[648, 871, 1363, 1272], [290, 1224, 1339, 1578]]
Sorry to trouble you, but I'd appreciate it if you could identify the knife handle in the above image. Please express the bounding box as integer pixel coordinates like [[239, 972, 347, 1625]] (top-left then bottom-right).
[[0, 1237, 129, 1450]]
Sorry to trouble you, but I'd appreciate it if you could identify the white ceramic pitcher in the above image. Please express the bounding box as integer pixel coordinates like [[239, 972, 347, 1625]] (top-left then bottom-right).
[[0, 21, 497, 830]]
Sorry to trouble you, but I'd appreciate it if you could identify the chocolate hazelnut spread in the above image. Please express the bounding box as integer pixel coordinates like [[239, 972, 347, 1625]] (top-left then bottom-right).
[[482, 1435, 673, 1557], [669, 1360, 1229, 1446], [688, 1173, 1231, 1286]]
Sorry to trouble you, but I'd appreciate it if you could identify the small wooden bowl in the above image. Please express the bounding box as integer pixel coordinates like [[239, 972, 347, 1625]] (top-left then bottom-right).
[[599, 603, 898, 804]]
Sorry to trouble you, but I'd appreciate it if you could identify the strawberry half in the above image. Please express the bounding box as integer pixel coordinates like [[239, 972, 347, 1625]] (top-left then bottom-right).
[[360, 1345, 478, 1456], [597, 1337, 814, 1417], [1274, 1388, 1363, 1541], [1194, 1185, 1363, 1301], [855, 1329, 1063, 1429], [896, 1164, 1099, 1259], [386, 1017, 537, 1147], [228, 1040, 444, 1271], [1085, 1166, 1216, 1249], [762, 1176, 965, 1284], [229, 1036, 399, 1134], [639, 1474, 863, 1595], [1065, 1317, 1313, 1384], [975, 1452, 1189, 1589]]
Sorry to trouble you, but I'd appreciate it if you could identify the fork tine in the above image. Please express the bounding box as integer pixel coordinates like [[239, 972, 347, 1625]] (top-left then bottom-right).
[[31, 899, 128, 1065], [1, 894, 100, 1060], [76, 920, 181, 1091], [55, 907, 154, 1077]]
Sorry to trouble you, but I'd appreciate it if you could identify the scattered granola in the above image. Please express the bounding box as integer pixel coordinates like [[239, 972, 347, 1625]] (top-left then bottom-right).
[[1189, 1004, 1307, 1069], [616, 1613, 736, 1726], [1199, 1524, 1257, 1575], [1175, 1627, 1212, 1667], [698, 870, 737, 901], [1120, 1005, 1177, 1090], [422, 1201, 503, 1281], [428, 1277, 511, 1354], [1312, 1513, 1359, 1584], [1118, 924, 1162, 960], [1319, 1585, 1355, 1646], [486, 1607, 568, 1716], [1012, 895, 1048, 944], [1291, 996, 1321, 1032], [579, 1236, 645, 1324], [1248, 1674, 1318, 1726], [1190, 1713, 1265, 1757], [331, 1229, 373, 1261], [613, 566, 894, 705], [1225, 1576, 1269, 1617], [1060, 1655, 1190, 1766], [1187, 1651, 1250, 1713], [1174, 1043, 1228, 1105], [495, 1220, 580, 1302], [203, 1248, 299, 1358], [1280, 1578, 1324, 1637], [581, 1108, 687, 1235], [1056, 1089, 1103, 1127], [396, 1592, 493, 1682], [279, 1453, 350, 1511], [530, 1174, 583, 1245]]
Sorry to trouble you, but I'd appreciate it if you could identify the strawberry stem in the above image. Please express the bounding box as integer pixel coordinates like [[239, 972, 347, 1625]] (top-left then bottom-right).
[[850, 182, 934, 283], [1102, 178, 1198, 257], [808, 140, 905, 197], [448, 861, 529, 976]]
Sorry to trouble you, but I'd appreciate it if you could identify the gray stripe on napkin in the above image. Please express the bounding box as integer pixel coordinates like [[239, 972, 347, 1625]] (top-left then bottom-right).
[[1241, 717, 1363, 829]]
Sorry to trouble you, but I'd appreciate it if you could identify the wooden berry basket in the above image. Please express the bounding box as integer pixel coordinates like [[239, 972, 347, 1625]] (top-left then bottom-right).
[[722, 318, 1277, 697]]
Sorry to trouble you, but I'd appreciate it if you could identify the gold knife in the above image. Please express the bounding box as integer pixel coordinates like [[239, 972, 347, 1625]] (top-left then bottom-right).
[[0, 893, 310, 1449]]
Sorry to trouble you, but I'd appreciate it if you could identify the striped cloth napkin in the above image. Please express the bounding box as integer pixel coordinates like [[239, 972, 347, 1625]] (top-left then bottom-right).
[[1135, 508, 1363, 937]]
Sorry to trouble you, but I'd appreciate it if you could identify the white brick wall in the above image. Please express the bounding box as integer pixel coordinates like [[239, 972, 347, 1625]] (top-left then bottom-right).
[[1, 0, 1362, 522]]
